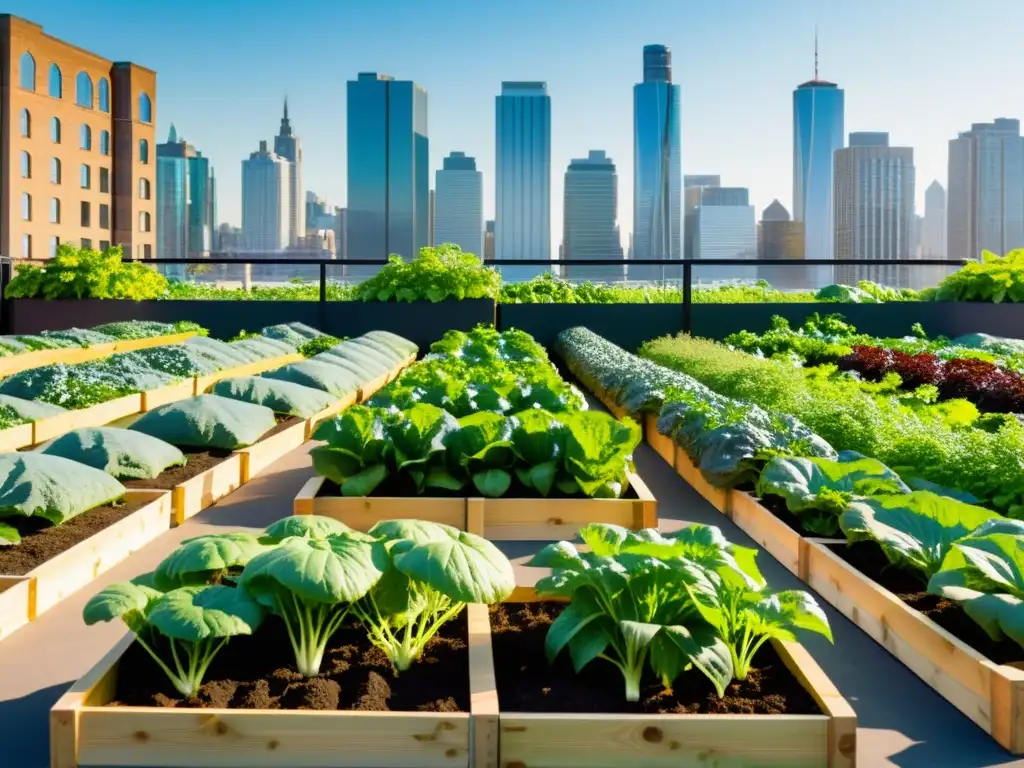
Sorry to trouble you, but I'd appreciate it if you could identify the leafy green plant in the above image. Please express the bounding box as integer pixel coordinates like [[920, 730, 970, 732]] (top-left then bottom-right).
[[229, 329, 261, 342], [6, 244, 169, 300], [930, 250, 1024, 303], [354, 245, 501, 303], [299, 335, 342, 357]]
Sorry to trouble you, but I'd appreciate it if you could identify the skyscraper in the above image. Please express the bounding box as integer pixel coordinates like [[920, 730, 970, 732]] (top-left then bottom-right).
[[922, 181, 947, 259], [346, 72, 429, 272], [833, 132, 915, 287], [273, 98, 304, 247], [495, 81, 551, 280], [793, 36, 844, 285], [562, 150, 624, 280], [434, 151, 483, 257], [633, 44, 682, 281], [156, 124, 216, 271], [683, 175, 720, 261], [947, 118, 1024, 260], [692, 187, 756, 283], [484, 220, 495, 261], [241, 139, 290, 253], [758, 200, 806, 290]]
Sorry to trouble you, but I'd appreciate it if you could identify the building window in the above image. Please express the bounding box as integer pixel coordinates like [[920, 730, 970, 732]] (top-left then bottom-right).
[[99, 167, 110, 193], [50, 237, 60, 258], [139, 211, 152, 232], [144, 244, 153, 259], [80, 124, 92, 151], [139, 178, 151, 199], [75, 71, 93, 108], [21, 193, 31, 221], [99, 130, 110, 156], [22, 235, 32, 259], [81, 238, 93, 250], [51, 157, 61, 184], [139, 138, 149, 164], [99, 240, 110, 252], [20, 151, 30, 179], [48, 63, 62, 98], [81, 201, 91, 228], [50, 198, 60, 224], [98, 77, 110, 113], [19, 52, 35, 91], [99, 204, 109, 229], [20, 108, 30, 138], [139, 92, 152, 123], [81, 164, 91, 189], [51, 116, 61, 143]]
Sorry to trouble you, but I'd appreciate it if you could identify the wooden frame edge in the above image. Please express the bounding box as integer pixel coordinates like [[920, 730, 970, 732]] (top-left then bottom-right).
[[293, 475, 327, 516], [467, 603, 499, 768]]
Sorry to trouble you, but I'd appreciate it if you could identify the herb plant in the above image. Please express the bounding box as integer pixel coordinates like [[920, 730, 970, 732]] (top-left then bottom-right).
[[6, 244, 169, 300], [353, 245, 501, 303]]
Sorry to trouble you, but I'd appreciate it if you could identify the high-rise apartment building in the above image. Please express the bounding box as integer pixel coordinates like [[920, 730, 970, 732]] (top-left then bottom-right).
[[241, 139, 289, 253], [495, 81, 551, 280], [920, 180, 948, 286], [947, 118, 1024, 260], [758, 200, 806, 290], [484, 220, 495, 261], [562, 150, 624, 280], [434, 152, 483, 257], [346, 72, 429, 272], [428, 189, 435, 247], [692, 187, 756, 283], [793, 41, 844, 285], [632, 44, 682, 281], [5, 15, 156, 260], [833, 132, 915, 287], [156, 124, 216, 268], [683, 175, 720, 261], [273, 98, 303, 247]]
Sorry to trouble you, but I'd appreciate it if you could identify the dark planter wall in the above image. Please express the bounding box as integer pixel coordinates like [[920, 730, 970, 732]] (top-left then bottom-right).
[[8, 298, 496, 350], [498, 303, 684, 351]]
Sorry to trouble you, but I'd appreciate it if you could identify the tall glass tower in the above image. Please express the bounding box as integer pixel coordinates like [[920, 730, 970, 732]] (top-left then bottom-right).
[[434, 152, 483, 257], [346, 73, 429, 274], [156, 124, 216, 272], [632, 44, 682, 282], [563, 150, 623, 281], [495, 81, 551, 281], [792, 39, 844, 286], [273, 98, 304, 247]]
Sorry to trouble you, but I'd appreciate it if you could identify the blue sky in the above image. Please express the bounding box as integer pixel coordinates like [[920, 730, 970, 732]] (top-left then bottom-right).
[[14, 0, 1024, 248]]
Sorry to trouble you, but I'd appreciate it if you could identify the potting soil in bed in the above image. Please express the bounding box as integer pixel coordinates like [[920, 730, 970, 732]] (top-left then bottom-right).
[[0, 496, 152, 575], [490, 602, 820, 715], [110, 611, 469, 711], [122, 415, 304, 491], [828, 541, 1023, 665]]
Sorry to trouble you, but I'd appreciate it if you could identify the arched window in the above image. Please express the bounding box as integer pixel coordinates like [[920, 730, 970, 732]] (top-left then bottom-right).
[[21, 193, 31, 221], [18, 52, 35, 91], [80, 164, 91, 189], [51, 158, 61, 184], [98, 78, 110, 113], [48, 63, 62, 98], [139, 138, 149, 164], [50, 198, 60, 224], [51, 116, 61, 143], [139, 178, 151, 199], [80, 124, 92, 151], [20, 151, 30, 179], [139, 211, 151, 232], [138, 92, 152, 123], [49, 237, 60, 258], [22, 235, 32, 259], [99, 130, 110, 156], [20, 108, 30, 138], [75, 71, 93, 108]]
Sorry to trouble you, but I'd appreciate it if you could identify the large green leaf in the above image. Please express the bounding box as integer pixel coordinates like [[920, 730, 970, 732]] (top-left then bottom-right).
[[445, 411, 515, 472], [526, 540, 587, 570], [154, 532, 267, 590], [544, 588, 605, 664], [385, 403, 459, 485], [840, 491, 1000, 578], [369, 519, 457, 546], [147, 585, 264, 641], [561, 411, 640, 498], [262, 515, 355, 543], [510, 409, 566, 469], [0, 521, 19, 546], [392, 528, 515, 604], [240, 533, 386, 607], [311, 406, 390, 491], [650, 624, 733, 694], [746, 590, 833, 644], [83, 579, 163, 626]]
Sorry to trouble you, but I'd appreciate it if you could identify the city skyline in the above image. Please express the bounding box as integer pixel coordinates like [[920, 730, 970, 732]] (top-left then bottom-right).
[[7, 0, 1024, 260]]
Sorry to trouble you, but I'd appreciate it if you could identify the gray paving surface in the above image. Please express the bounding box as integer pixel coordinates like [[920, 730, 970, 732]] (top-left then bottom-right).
[[1, 437, 1022, 766]]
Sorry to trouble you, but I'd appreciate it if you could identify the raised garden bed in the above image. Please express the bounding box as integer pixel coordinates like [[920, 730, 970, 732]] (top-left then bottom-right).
[[0, 490, 171, 643], [50, 603, 497, 768], [193, 352, 304, 395], [492, 587, 855, 768], [803, 538, 1024, 754], [0, 330, 197, 379], [292, 472, 657, 541]]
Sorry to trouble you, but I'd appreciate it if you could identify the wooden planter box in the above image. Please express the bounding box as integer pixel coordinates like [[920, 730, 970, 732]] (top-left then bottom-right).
[[50, 604, 497, 768], [193, 352, 304, 395], [33, 394, 144, 444], [488, 586, 856, 768], [170, 454, 244, 527], [305, 393, 358, 440], [236, 421, 310, 483], [112, 331, 197, 354], [644, 412, 676, 466], [140, 379, 197, 412], [0, 490, 171, 643], [0, 421, 34, 452], [803, 538, 1024, 754], [671, 445, 731, 514], [293, 472, 657, 541]]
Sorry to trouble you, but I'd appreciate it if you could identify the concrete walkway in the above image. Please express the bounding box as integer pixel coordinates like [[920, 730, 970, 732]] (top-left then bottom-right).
[[1, 439, 1021, 767]]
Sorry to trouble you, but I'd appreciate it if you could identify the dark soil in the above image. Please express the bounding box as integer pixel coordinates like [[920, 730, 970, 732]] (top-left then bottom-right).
[[123, 416, 303, 491], [317, 474, 640, 500], [827, 541, 1024, 665], [490, 602, 821, 715], [110, 610, 469, 711], [0, 496, 151, 575], [758, 493, 821, 536]]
